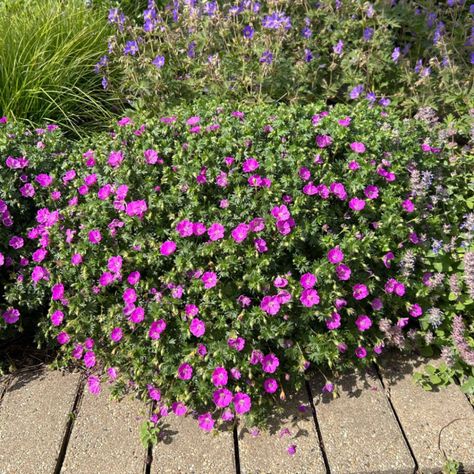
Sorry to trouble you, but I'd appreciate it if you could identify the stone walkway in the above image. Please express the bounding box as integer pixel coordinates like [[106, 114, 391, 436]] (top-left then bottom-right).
[[0, 356, 473, 474]]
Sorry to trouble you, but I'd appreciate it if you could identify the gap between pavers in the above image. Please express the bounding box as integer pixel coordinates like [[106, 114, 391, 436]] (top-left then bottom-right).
[[0, 369, 81, 474], [378, 355, 474, 473], [310, 369, 415, 474], [151, 413, 236, 474], [237, 387, 326, 474], [61, 385, 148, 474]]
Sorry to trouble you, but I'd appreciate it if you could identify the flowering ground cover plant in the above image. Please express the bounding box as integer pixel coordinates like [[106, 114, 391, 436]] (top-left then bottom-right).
[[1, 100, 473, 430], [100, 0, 473, 116]]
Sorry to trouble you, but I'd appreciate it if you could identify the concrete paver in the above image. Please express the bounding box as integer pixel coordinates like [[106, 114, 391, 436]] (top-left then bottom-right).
[[379, 355, 474, 473], [0, 369, 80, 474], [152, 412, 235, 474], [238, 388, 326, 474], [310, 369, 415, 474], [61, 386, 146, 474]]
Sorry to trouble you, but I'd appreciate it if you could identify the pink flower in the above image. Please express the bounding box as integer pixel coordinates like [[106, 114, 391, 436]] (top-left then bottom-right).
[[355, 314, 372, 331], [177, 363, 193, 380], [198, 413, 215, 432], [231, 223, 250, 243], [160, 241, 177, 256], [107, 256, 123, 273], [207, 223, 225, 241], [149, 319, 167, 339], [127, 271, 141, 285], [176, 220, 194, 237], [52, 283, 64, 301], [338, 117, 351, 127], [185, 304, 199, 317], [353, 283, 369, 300], [249, 217, 265, 232], [228, 337, 246, 351], [327, 247, 344, 264], [234, 392, 251, 414], [371, 298, 383, 311], [126, 200, 148, 218], [326, 312, 341, 330], [99, 272, 114, 287], [271, 205, 290, 221], [129, 307, 145, 323], [212, 367, 228, 387], [288, 445, 297, 456], [300, 289, 320, 307], [330, 182, 347, 200], [254, 238, 268, 253], [51, 310, 64, 326], [336, 264, 351, 281], [193, 222, 207, 235], [402, 199, 415, 213], [349, 197, 366, 211], [123, 288, 137, 304], [395, 282, 406, 297], [36, 174, 53, 187], [221, 409, 234, 422], [202, 271, 217, 289], [2, 308, 20, 324], [409, 304, 423, 318], [382, 252, 395, 268], [263, 378, 279, 394], [190, 318, 206, 337], [186, 116, 200, 126], [260, 296, 281, 315], [144, 149, 158, 164], [110, 327, 123, 342], [300, 273, 317, 288], [88, 229, 102, 244], [355, 346, 367, 358], [262, 354, 279, 373], [274, 276, 288, 288], [350, 142, 366, 153], [87, 376, 101, 395], [213, 388, 233, 407]]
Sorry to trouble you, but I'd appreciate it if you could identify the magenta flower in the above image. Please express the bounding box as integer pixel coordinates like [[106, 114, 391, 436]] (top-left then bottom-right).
[[326, 312, 341, 330], [35, 173, 53, 187], [300, 273, 317, 288], [123, 288, 137, 304], [88, 229, 102, 244], [231, 223, 250, 243], [221, 409, 234, 422], [129, 307, 145, 323], [126, 200, 148, 218], [87, 376, 101, 395], [147, 384, 161, 402], [382, 252, 395, 268], [213, 388, 233, 407], [349, 197, 366, 211], [262, 354, 279, 373], [172, 402, 187, 416], [409, 304, 423, 318], [176, 220, 194, 237], [402, 199, 415, 213], [355, 315, 372, 331], [316, 134, 333, 148], [127, 271, 141, 285], [355, 346, 367, 358], [198, 412, 215, 432], [271, 205, 290, 221], [300, 288, 320, 307], [51, 283, 64, 300], [193, 222, 207, 236], [202, 271, 218, 289], [57, 331, 70, 345], [263, 378, 278, 394], [233, 392, 251, 414], [212, 367, 228, 386], [242, 158, 259, 172], [350, 142, 366, 153], [260, 296, 281, 315], [178, 363, 193, 380], [336, 264, 351, 281], [364, 185, 379, 199], [190, 318, 206, 337], [149, 319, 167, 339], [327, 247, 344, 264], [107, 255, 123, 273], [84, 351, 96, 368], [108, 150, 124, 168], [50, 310, 64, 326], [208, 223, 225, 241], [2, 308, 20, 324], [144, 149, 158, 164], [288, 445, 297, 456], [371, 298, 383, 311], [228, 337, 246, 351], [254, 238, 268, 252], [99, 272, 114, 287], [353, 284, 369, 300], [110, 327, 123, 342], [330, 182, 347, 200], [160, 240, 177, 256]]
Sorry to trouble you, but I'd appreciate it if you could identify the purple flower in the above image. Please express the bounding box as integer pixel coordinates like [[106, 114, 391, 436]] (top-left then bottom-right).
[[110, 327, 123, 342], [355, 314, 372, 331], [260, 50, 273, 64], [243, 25, 254, 38], [208, 223, 225, 241], [177, 363, 193, 380], [355, 346, 367, 358], [2, 308, 20, 324], [333, 40, 344, 55], [88, 229, 102, 244], [149, 319, 166, 339], [327, 247, 344, 264], [353, 284, 369, 300], [231, 223, 250, 243], [84, 351, 96, 368], [124, 40, 139, 55], [57, 331, 70, 345], [336, 264, 351, 281], [300, 273, 316, 289], [263, 378, 278, 394], [350, 84, 364, 99], [202, 271, 217, 289], [87, 376, 101, 395], [198, 413, 215, 432], [300, 289, 320, 307], [152, 55, 165, 68], [349, 197, 366, 211], [363, 27, 374, 41], [51, 310, 64, 326], [212, 367, 228, 386], [160, 240, 177, 256], [52, 283, 64, 301], [213, 388, 233, 407], [262, 354, 279, 373], [260, 296, 281, 315]]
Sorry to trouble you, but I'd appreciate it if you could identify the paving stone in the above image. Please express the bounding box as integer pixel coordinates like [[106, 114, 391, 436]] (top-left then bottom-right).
[[379, 355, 474, 473], [310, 369, 415, 474], [61, 386, 147, 474], [152, 413, 235, 474], [238, 388, 326, 474], [0, 369, 80, 474]]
